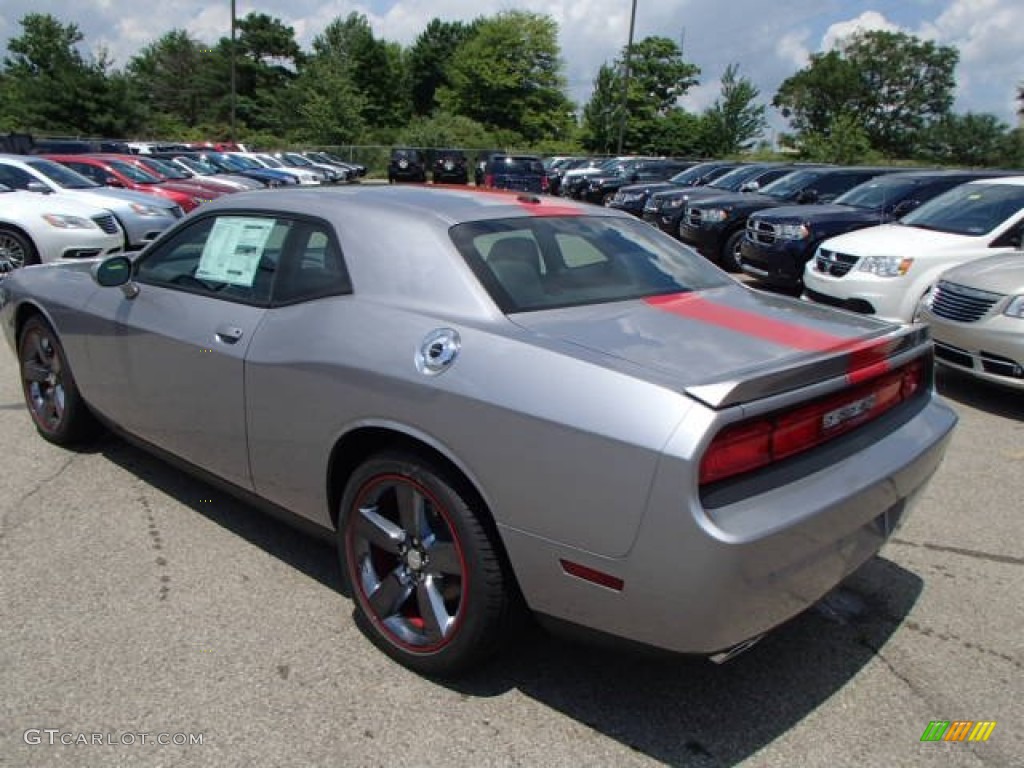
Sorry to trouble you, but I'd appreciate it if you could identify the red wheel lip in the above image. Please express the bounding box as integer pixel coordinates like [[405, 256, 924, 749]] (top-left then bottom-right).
[[345, 473, 470, 655]]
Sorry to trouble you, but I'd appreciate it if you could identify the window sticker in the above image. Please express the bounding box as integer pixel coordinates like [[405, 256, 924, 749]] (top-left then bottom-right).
[[196, 217, 275, 286]]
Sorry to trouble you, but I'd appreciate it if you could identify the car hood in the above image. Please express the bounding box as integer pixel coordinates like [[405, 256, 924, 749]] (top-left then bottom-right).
[[508, 283, 913, 408], [686, 192, 783, 213], [938, 253, 1024, 295], [752, 203, 885, 226], [58, 187, 180, 214], [821, 223, 982, 256]]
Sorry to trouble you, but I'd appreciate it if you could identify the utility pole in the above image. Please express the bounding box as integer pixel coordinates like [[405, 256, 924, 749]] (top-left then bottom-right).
[[230, 0, 237, 143], [616, 0, 638, 155]]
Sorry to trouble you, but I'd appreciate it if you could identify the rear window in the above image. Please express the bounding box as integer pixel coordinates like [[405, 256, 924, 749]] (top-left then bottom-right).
[[487, 157, 544, 175], [450, 216, 730, 313]]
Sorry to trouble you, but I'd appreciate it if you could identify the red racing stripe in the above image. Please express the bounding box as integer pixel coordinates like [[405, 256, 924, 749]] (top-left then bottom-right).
[[645, 293, 891, 381]]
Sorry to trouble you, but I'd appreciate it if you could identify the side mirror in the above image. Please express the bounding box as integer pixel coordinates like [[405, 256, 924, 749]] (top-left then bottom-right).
[[740, 181, 760, 193], [796, 189, 819, 204], [104, 176, 123, 188], [26, 180, 51, 195], [92, 255, 132, 287]]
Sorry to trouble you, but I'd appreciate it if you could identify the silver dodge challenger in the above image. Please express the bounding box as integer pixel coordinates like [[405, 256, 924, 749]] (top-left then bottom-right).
[[0, 185, 957, 677]]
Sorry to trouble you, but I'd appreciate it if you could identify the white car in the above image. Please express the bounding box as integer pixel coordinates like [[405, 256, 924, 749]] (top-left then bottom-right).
[[802, 177, 1024, 323], [0, 185, 123, 271]]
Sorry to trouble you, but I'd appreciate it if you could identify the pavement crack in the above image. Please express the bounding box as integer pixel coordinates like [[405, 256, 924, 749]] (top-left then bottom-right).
[[890, 538, 1023, 567], [0, 453, 78, 544]]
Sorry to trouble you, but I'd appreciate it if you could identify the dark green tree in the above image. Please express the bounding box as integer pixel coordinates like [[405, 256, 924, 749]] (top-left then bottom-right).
[[127, 30, 210, 129], [439, 11, 574, 143], [699, 63, 766, 155], [917, 112, 1011, 167], [580, 36, 701, 153], [774, 30, 958, 157], [406, 19, 476, 117], [1, 13, 130, 135]]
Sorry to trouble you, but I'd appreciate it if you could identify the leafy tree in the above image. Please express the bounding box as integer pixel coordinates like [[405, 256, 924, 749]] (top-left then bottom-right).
[[290, 53, 366, 145], [439, 11, 574, 143], [407, 19, 476, 117], [230, 13, 302, 135], [308, 13, 409, 137], [794, 112, 874, 164], [396, 111, 496, 150], [917, 112, 1011, 167], [1, 13, 128, 135], [128, 30, 210, 128], [774, 30, 958, 157], [580, 36, 700, 154], [699, 63, 766, 156]]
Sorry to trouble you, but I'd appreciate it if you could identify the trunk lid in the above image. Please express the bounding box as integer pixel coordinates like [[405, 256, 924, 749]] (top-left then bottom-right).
[[509, 284, 928, 408]]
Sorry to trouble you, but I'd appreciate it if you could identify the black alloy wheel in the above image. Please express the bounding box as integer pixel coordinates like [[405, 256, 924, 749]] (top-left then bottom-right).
[[340, 451, 513, 677]]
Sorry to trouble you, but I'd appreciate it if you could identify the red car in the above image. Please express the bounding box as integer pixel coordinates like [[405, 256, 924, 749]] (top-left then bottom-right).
[[44, 155, 217, 212], [116, 155, 239, 200]]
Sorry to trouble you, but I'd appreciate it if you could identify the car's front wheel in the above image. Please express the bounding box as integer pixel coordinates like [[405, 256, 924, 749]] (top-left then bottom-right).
[[0, 227, 39, 272], [339, 451, 513, 677], [18, 315, 100, 445], [720, 229, 745, 272]]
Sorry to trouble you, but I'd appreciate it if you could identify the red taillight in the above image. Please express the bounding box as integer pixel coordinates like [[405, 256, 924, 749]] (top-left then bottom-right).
[[541, 175, 550, 193], [699, 358, 925, 486], [484, 174, 494, 187]]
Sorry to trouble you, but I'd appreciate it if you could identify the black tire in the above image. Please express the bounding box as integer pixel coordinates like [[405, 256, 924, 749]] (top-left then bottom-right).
[[720, 229, 745, 272], [339, 451, 513, 677], [18, 315, 101, 445], [0, 227, 39, 272]]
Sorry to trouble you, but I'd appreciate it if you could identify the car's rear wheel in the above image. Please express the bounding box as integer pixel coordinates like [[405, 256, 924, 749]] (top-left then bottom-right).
[[339, 451, 512, 677], [18, 316, 100, 445], [720, 229, 745, 272], [0, 227, 39, 272]]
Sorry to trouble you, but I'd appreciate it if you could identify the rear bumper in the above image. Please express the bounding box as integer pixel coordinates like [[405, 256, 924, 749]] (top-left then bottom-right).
[[739, 239, 809, 289], [500, 393, 956, 655]]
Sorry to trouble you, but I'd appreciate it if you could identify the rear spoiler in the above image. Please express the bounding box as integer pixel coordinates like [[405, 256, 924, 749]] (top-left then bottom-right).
[[685, 323, 931, 409]]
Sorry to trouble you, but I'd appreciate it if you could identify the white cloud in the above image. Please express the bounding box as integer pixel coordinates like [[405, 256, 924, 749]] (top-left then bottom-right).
[[821, 11, 899, 51]]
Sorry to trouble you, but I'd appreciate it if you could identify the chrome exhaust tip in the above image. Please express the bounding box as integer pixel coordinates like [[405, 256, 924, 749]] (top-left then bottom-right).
[[708, 634, 764, 665]]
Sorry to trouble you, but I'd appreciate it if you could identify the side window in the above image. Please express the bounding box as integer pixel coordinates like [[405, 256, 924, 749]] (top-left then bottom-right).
[[135, 214, 291, 304], [273, 222, 351, 304], [62, 163, 103, 183], [0, 164, 35, 190], [815, 173, 872, 200]]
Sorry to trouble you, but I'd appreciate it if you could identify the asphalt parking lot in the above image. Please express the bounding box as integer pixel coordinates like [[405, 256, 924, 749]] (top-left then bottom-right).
[[0, 336, 1020, 767]]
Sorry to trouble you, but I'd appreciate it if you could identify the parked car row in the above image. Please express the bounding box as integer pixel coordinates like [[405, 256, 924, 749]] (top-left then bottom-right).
[[547, 153, 1024, 392]]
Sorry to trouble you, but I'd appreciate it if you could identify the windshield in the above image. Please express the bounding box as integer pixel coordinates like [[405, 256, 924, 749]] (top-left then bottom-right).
[[25, 158, 99, 189], [283, 153, 313, 166], [900, 182, 1024, 236], [760, 169, 823, 199], [141, 158, 188, 179], [108, 159, 161, 184], [707, 165, 776, 191], [834, 177, 923, 210], [176, 157, 218, 175], [450, 216, 730, 313], [669, 163, 726, 186]]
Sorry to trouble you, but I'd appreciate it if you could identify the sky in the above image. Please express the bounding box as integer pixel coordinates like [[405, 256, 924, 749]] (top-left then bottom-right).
[[1, 0, 1022, 137]]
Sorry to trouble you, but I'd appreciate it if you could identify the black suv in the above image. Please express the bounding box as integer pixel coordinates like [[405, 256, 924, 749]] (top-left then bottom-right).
[[645, 163, 797, 236], [739, 170, 1014, 290], [388, 148, 426, 183], [482, 155, 546, 193], [432, 149, 468, 184], [581, 158, 695, 206], [678, 166, 896, 271]]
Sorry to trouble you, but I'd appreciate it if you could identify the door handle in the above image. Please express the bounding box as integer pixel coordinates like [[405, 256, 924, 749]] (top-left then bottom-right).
[[215, 325, 244, 343]]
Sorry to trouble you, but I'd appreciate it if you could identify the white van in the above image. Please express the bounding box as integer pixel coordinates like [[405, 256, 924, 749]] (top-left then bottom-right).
[[802, 177, 1024, 323]]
